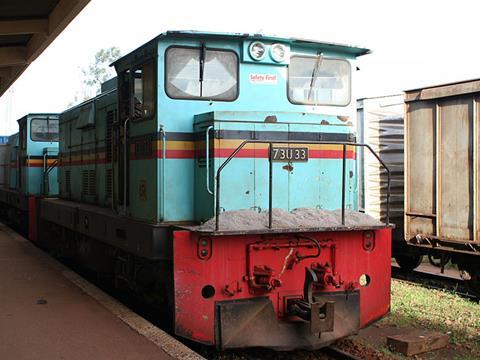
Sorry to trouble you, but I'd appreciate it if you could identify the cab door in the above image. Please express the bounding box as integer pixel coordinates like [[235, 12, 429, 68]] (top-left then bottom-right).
[[116, 58, 157, 220]]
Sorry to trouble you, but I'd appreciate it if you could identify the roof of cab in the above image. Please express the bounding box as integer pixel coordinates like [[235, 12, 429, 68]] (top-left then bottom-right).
[[163, 30, 370, 56], [16, 113, 59, 124], [112, 30, 370, 68]]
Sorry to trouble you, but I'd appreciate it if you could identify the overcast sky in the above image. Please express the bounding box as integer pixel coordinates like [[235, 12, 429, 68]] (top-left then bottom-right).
[[0, 0, 478, 134]]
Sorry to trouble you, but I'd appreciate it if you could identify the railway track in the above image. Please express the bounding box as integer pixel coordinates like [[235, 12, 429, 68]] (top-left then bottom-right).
[[194, 344, 365, 360], [391, 266, 478, 301], [322, 346, 365, 360]]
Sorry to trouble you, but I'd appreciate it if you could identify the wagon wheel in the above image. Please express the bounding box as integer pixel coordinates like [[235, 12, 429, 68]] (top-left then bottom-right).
[[458, 262, 480, 299], [428, 254, 451, 268], [395, 254, 423, 272]]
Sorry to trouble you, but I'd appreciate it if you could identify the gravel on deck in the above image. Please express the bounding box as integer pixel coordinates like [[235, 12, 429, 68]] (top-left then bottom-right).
[[190, 208, 384, 232]]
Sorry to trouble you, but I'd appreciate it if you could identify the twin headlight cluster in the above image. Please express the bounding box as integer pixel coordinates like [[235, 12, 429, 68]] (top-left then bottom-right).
[[248, 41, 288, 63]]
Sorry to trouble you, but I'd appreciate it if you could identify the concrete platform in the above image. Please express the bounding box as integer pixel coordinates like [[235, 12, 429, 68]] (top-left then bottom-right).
[[0, 222, 202, 360]]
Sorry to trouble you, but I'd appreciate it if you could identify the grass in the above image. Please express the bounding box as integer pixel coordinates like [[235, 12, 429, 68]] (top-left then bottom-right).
[[380, 280, 480, 358]]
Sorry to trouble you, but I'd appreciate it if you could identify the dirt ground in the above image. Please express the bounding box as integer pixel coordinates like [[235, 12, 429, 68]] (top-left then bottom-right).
[[335, 278, 480, 360], [338, 323, 474, 360]]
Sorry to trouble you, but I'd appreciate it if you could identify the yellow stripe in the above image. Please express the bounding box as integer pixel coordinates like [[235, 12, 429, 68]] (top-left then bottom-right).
[[26, 159, 57, 165], [153, 140, 195, 151], [153, 139, 356, 152]]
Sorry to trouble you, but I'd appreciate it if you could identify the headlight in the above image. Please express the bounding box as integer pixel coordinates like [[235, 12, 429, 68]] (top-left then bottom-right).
[[270, 43, 287, 62], [249, 41, 266, 60]]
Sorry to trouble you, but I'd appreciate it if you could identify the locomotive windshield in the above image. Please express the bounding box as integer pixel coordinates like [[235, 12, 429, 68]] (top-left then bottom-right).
[[288, 56, 351, 106], [165, 47, 238, 101], [30, 118, 59, 142]]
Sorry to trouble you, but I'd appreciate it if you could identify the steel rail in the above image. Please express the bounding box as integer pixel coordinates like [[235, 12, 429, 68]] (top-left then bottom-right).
[[391, 266, 478, 301], [323, 345, 365, 360]]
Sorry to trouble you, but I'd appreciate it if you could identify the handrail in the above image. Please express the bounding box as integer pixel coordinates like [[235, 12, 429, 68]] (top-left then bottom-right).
[[160, 126, 166, 221], [43, 159, 58, 196], [123, 117, 130, 215], [205, 126, 214, 195], [42, 152, 48, 194], [111, 122, 117, 214], [215, 140, 391, 231]]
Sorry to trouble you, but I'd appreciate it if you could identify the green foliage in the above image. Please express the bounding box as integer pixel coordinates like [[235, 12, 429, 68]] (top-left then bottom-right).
[[82, 47, 121, 94]]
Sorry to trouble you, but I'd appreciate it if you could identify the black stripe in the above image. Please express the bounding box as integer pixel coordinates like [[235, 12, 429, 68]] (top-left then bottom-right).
[[130, 132, 195, 141], [59, 147, 107, 157], [165, 132, 195, 141], [28, 155, 58, 160], [136, 130, 355, 142], [214, 130, 355, 142], [61, 130, 355, 150], [190, 130, 355, 142]]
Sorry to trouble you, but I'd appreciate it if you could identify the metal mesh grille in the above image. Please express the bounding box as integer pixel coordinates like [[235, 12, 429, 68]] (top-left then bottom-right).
[[82, 169, 96, 196], [106, 110, 114, 162], [65, 170, 71, 194], [82, 170, 88, 195], [88, 170, 96, 196], [106, 169, 112, 198]]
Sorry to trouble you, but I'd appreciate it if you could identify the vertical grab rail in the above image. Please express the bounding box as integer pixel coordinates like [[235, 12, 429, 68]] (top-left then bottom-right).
[[111, 122, 117, 213], [42, 152, 48, 195], [205, 126, 214, 195], [268, 143, 273, 229], [215, 141, 390, 231], [159, 126, 166, 221], [123, 117, 130, 216], [341, 144, 346, 225]]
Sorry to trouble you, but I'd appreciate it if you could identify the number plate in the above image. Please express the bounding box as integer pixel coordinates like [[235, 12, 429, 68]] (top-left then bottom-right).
[[271, 147, 309, 162]]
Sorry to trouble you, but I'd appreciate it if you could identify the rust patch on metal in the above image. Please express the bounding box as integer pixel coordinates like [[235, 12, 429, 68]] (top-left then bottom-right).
[[264, 115, 278, 123]]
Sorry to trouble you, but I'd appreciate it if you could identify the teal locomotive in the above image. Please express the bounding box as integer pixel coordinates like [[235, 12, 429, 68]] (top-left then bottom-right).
[[0, 113, 58, 233], [2, 31, 392, 350]]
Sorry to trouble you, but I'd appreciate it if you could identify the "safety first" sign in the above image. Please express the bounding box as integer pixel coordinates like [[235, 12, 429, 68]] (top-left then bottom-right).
[[249, 73, 278, 85]]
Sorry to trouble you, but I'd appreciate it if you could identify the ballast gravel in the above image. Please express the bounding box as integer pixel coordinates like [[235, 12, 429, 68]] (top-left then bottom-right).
[[191, 208, 383, 232]]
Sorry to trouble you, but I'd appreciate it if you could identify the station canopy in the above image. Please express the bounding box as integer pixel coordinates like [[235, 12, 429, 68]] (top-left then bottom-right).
[[0, 0, 90, 97]]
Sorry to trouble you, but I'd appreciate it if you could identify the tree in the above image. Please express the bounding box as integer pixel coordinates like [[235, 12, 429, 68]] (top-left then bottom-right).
[[82, 46, 122, 95]]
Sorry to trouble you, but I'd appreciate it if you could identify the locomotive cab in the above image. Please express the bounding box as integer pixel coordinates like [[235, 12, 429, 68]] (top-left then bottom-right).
[[111, 32, 364, 223], [17, 114, 59, 196]]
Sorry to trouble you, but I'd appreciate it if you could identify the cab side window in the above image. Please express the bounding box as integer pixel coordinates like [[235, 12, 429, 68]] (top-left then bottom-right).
[[119, 60, 156, 121], [133, 60, 156, 120], [30, 118, 59, 142]]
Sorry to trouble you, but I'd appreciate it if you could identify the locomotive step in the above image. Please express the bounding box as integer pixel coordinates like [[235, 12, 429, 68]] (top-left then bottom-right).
[[0, 222, 201, 360]]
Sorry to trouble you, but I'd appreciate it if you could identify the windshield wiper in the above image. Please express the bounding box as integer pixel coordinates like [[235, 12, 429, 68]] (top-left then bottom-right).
[[307, 52, 323, 103], [199, 42, 206, 97]]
